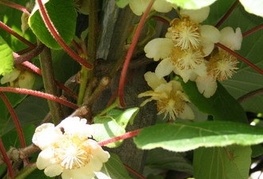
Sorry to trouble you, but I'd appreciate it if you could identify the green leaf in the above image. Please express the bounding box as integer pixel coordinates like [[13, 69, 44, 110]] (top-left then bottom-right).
[[115, 0, 129, 8], [92, 119, 125, 148], [28, 0, 77, 49], [93, 107, 139, 147], [134, 121, 263, 152], [165, 0, 217, 9], [146, 149, 193, 174], [181, 81, 247, 123], [194, 146, 251, 179], [0, 36, 14, 76], [98, 153, 132, 179]]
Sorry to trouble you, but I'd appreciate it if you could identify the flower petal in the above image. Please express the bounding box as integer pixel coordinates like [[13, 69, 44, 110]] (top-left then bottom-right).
[[44, 164, 64, 177], [219, 27, 242, 50], [144, 38, 173, 61], [32, 123, 62, 149], [128, 0, 149, 16], [178, 104, 195, 119], [155, 58, 174, 78], [153, 0, 173, 13], [36, 149, 56, 170], [196, 75, 217, 98], [180, 7, 210, 23], [144, 71, 166, 89]]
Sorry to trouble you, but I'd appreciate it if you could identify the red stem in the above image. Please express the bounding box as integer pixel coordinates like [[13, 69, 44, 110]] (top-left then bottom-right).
[[0, 138, 15, 178], [0, 92, 26, 149], [0, 21, 35, 48], [14, 44, 45, 64], [242, 24, 263, 38], [0, 0, 30, 15], [118, 0, 154, 107], [215, 0, 239, 28], [0, 87, 78, 109], [36, 0, 93, 69], [98, 129, 140, 146], [216, 43, 263, 75], [124, 164, 146, 179]]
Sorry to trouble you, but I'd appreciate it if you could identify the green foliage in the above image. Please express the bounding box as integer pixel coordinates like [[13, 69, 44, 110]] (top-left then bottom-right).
[[194, 146, 251, 179], [99, 153, 132, 179], [134, 121, 263, 151], [0, 36, 14, 76], [28, 0, 77, 49]]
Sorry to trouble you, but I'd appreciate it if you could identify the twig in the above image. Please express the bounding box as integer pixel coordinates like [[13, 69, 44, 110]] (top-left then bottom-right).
[[36, 0, 93, 69], [39, 46, 63, 124], [118, 0, 154, 107], [0, 93, 26, 149], [238, 88, 263, 103], [0, 87, 78, 109]]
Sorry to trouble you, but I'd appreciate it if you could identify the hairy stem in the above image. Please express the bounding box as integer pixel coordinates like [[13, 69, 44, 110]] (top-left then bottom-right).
[[0, 87, 78, 109], [0, 0, 29, 14], [118, 0, 154, 107], [98, 129, 140, 146], [0, 138, 14, 178], [0, 21, 35, 48], [39, 46, 63, 124], [0, 93, 26, 149], [77, 0, 99, 105], [14, 44, 45, 64], [36, 0, 93, 69]]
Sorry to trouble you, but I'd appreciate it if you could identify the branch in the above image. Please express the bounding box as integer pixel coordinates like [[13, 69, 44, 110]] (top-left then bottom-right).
[[39, 46, 63, 124]]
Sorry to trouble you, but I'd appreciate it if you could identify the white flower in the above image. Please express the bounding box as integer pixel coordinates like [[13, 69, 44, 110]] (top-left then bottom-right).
[[200, 25, 221, 56], [219, 27, 242, 50], [32, 117, 110, 179], [195, 73, 217, 98], [0, 68, 35, 89], [180, 6, 210, 23], [138, 72, 194, 120], [128, 0, 174, 16], [144, 38, 174, 61]]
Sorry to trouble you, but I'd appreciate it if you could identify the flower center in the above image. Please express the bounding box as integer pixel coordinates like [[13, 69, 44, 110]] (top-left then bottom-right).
[[207, 50, 239, 81], [57, 136, 91, 170], [168, 17, 201, 49]]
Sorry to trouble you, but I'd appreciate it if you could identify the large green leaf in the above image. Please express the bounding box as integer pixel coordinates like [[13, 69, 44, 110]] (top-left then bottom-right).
[[181, 81, 247, 123], [28, 0, 77, 49], [194, 146, 251, 179], [134, 121, 263, 152], [0, 36, 14, 76]]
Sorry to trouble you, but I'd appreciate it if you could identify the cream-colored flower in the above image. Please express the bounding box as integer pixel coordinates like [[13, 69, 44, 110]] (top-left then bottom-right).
[[219, 27, 242, 50], [196, 73, 217, 98], [138, 72, 194, 120], [180, 6, 210, 23], [0, 68, 35, 89], [128, 0, 174, 16], [207, 50, 239, 81], [32, 117, 110, 179]]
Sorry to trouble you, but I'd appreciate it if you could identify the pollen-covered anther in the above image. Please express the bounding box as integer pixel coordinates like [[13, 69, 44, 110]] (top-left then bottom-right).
[[207, 51, 239, 81], [168, 17, 201, 50], [170, 47, 204, 70], [157, 92, 186, 120]]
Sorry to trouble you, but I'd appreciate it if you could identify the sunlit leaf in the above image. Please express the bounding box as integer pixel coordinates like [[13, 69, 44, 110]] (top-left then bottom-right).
[[28, 0, 77, 49], [194, 146, 251, 179], [0, 36, 13, 76], [134, 121, 263, 152], [165, 0, 217, 9]]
